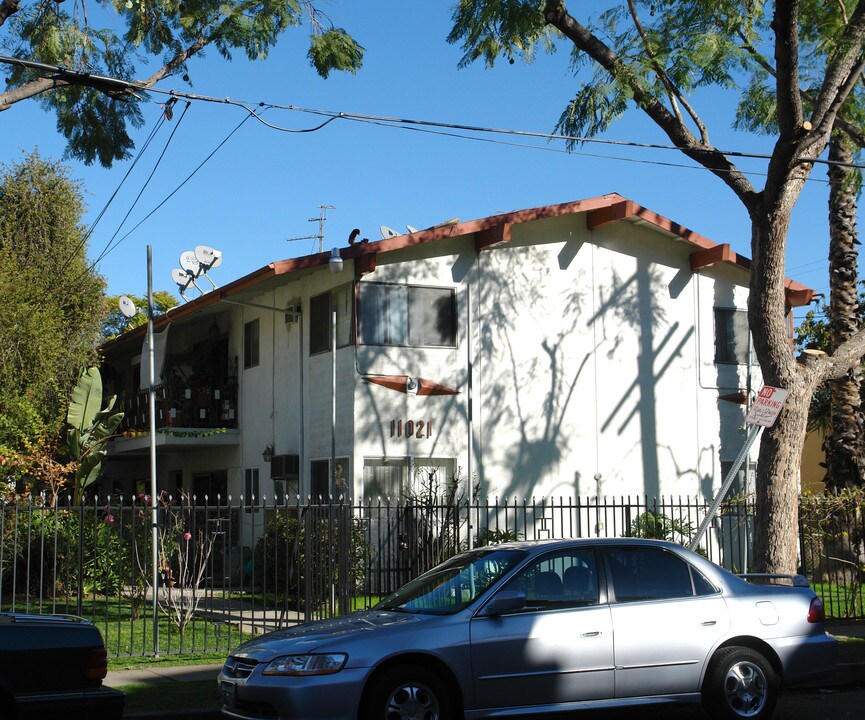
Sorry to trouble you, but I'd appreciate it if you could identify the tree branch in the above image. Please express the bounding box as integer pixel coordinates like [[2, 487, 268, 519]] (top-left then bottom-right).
[[737, 29, 865, 151], [805, 1, 865, 136], [139, 35, 208, 88], [773, 0, 804, 140], [808, 326, 865, 384], [625, 0, 709, 143], [543, 1, 757, 209], [0, 0, 20, 29], [0, 75, 67, 110]]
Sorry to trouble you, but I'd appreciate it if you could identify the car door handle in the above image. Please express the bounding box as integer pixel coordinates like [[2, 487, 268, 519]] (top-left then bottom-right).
[[701, 620, 717, 626], [581, 631, 602, 637]]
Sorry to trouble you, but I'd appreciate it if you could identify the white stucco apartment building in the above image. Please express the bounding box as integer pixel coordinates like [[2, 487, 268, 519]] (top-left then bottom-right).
[[100, 193, 813, 511]]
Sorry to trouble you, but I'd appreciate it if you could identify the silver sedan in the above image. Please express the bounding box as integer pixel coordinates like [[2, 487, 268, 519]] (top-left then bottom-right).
[[219, 538, 836, 720]]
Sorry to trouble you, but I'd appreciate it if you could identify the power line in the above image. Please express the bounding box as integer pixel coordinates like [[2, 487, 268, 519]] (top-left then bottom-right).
[[1, 53, 862, 171], [96, 107, 257, 263], [92, 100, 192, 265]]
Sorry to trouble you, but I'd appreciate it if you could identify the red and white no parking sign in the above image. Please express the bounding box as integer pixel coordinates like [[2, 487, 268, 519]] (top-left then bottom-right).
[[745, 386, 790, 427]]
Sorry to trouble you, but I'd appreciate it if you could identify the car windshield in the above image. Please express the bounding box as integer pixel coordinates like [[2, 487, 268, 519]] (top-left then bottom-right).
[[375, 548, 526, 615]]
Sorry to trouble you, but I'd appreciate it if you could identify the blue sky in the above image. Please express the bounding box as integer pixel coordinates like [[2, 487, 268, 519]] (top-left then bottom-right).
[[3, 2, 840, 323]]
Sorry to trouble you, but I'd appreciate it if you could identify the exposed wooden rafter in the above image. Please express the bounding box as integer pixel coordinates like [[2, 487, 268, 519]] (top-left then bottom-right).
[[475, 222, 512, 251]]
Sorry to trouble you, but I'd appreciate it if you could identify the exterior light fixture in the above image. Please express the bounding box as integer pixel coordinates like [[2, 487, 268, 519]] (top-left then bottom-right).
[[328, 247, 344, 274], [263, 445, 274, 462]]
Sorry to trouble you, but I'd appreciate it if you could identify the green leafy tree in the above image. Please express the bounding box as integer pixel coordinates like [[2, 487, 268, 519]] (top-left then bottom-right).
[[0, 1, 363, 166], [449, 1, 865, 573], [0, 151, 105, 476], [61, 367, 124, 505], [735, 0, 865, 489], [102, 290, 178, 339]]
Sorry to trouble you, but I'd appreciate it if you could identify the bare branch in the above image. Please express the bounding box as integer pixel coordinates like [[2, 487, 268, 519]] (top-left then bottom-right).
[[807, 326, 865, 384], [807, 1, 865, 132], [773, 0, 804, 139], [0, 75, 67, 110], [140, 35, 208, 88]]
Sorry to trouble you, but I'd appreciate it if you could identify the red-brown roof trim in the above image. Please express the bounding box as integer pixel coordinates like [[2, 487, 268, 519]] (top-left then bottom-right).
[[102, 193, 815, 352]]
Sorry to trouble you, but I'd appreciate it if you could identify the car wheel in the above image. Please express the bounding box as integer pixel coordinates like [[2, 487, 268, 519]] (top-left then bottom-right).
[[363, 664, 454, 720], [703, 646, 778, 720]]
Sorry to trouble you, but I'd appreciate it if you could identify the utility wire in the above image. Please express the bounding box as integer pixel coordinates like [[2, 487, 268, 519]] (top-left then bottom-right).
[[0, 53, 861, 171], [97, 106, 257, 263], [92, 100, 192, 265]]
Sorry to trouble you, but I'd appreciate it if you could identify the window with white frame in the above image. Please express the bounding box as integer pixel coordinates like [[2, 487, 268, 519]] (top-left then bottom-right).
[[310, 286, 352, 355], [363, 457, 456, 501], [359, 282, 456, 347], [309, 457, 351, 500]]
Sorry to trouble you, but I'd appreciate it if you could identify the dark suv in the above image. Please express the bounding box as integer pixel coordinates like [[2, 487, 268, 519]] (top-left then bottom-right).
[[0, 612, 124, 719]]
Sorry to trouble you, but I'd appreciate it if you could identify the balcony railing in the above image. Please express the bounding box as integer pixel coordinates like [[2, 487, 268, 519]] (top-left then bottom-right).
[[119, 381, 238, 431]]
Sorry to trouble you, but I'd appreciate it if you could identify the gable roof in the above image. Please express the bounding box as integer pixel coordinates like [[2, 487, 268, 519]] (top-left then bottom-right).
[[102, 193, 814, 350]]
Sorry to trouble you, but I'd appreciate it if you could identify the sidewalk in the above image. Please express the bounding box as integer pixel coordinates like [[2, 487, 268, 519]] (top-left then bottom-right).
[[106, 662, 223, 719]]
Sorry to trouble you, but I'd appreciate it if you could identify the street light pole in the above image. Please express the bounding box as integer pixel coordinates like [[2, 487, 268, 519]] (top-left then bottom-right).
[[146, 245, 159, 657]]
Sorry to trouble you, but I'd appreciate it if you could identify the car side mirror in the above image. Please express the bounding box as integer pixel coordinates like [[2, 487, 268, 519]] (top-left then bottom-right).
[[480, 590, 526, 617]]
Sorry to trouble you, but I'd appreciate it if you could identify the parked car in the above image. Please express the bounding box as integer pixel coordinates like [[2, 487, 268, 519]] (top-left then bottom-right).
[[0, 612, 125, 719], [219, 538, 836, 720]]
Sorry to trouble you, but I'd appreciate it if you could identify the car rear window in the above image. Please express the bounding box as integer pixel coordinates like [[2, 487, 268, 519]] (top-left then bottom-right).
[[604, 547, 716, 602]]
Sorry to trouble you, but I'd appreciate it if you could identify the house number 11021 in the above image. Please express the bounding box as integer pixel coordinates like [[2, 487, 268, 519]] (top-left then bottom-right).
[[390, 419, 433, 439]]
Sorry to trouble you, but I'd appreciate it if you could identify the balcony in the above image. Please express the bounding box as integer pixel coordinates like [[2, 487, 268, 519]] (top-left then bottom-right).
[[119, 381, 238, 432]]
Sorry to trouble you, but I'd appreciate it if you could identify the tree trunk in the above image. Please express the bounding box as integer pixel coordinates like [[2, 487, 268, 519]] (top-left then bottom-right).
[[748, 199, 815, 574], [825, 130, 865, 490]]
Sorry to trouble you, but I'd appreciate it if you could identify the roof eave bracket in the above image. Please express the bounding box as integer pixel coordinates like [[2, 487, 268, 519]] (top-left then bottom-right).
[[475, 222, 512, 251]]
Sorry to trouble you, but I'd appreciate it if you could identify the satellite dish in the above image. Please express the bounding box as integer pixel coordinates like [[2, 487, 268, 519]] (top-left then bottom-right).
[[171, 268, 192, 287], [118, 295, 137, 319], [406, 225, 418, 234], [179, 251, 201, 276], [380, 225, 400, 239], [194, 245, 223, 268]]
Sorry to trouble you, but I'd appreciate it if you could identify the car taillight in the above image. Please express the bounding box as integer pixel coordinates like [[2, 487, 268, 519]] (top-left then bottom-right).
[[87, 647, 108, 680], [808, 597, 826, 623]]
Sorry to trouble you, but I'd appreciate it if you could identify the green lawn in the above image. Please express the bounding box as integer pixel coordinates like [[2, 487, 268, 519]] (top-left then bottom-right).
[[3, 597, 251, 659], [813, 582, 865, 620]]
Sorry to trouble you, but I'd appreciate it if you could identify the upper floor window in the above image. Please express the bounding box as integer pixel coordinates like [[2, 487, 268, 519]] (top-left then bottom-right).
[[714, 308, 752, 365], [244, 319, 260, 369], [310, 286, 352, 355], [359, 282, 456, 347]]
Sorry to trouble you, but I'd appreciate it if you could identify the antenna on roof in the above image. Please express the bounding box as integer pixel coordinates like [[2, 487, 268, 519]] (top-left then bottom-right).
[[287, 205, 335, 254]]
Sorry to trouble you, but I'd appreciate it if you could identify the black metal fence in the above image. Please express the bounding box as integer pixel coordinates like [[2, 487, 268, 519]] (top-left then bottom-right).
[[1, 493, 862, 658]]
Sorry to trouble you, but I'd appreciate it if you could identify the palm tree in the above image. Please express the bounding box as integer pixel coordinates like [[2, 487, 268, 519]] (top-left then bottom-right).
[[824, 129, 865, 490]]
